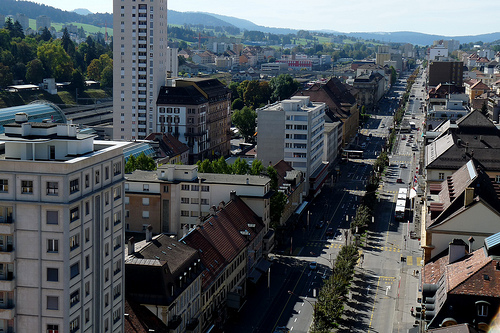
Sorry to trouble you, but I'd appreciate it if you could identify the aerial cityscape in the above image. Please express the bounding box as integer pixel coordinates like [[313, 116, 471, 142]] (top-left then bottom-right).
[[0, 0, 500, 332]]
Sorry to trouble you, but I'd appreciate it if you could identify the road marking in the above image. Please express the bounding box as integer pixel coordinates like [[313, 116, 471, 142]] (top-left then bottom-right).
[[407, 256, 413, 266], [368, 277, 381, 332]]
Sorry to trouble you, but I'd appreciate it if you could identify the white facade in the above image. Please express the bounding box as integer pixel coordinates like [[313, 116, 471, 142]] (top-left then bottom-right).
[[257, 96, 326, 193], [428, 45, 449, 61], [113, 0, 178, 141], [0, 119, 127, 333]]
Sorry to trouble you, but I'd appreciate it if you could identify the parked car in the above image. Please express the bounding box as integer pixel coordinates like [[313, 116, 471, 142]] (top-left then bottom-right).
[[400, 163, 407, 168], [326, 228, 334, 237], [397, 178, 403, 183], [309, 261, 317, 270], [334, 230, 342, 240]]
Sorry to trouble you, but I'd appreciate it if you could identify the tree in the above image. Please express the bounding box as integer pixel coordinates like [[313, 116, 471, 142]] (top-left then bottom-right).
[[231, 157, 249, 175], [61, 28, 74, 54], [70, 69, 86, 93], [37, 42, 74, 81], [26, 58, 45, 84], [390, 66, 397, 85], [243, 80, 262, 109], [100, 65, 113, 88], [270, 191, 287, 227], [125, 155, 137, 173], [136, 152, 156, 170], [231, 106, 257, 142], [269, 74, 300, 101], [250, 159, 264, 175], [231, 98, 244, 111], [0, 63, 13, 88], [40, 27, 52, 41], [266, 166, 278, 190]]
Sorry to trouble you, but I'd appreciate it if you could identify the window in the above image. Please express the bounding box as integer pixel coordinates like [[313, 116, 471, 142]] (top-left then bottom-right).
[[496, 175, 500, 184], [70, 179, 79, 193], [113, 283, 121, 299], [21, 180, 33, 194], [201, 185, 209, 192], [47, 210, 58, 225], [478, 303, 489, 317], [0, 179, 7, 192], [105, 192, 110, 205], [438, 173, 445, 180], [85, 201, 90, 215], [47, 324, 58, 333], [105, 166, 109, 180], [191, 185, 199, 191], [181, 210, 189, 217], [105, 269, 109, 283], [70, 317, 79, 333], [113, 162, 122, 176], [163, 185, 168, 193], [124, 196, 129, 205], [47, 239, 58, 253], [70, 262, 80, 279], [85, 228, 90, 242], [143, 184, 149, 192], [85, 308, 90, 323], [191, 198, 199, 204], [70, 234, 80, 251], [70, 207, 79, 222], [85, 281, 90, 296], [46, 182, 59, 195], [95, 170, 100, 184], [181, 197, 189, 204], [113, 308, 121, 323], [114, 236, 122, 250], [105, 243, 109, 256], [181, 184, 189, 191], [47, 296, 58, 310], [142, 211, 149, 218], [85, 174, 90, 188], [47, 268, 58, 282], [85, 255, 90, 270], [201, 198, 209, 205], [114, 259, 122, 275], [70, 289, 80, 308], [142, 198, 149, 206], [113, 186, 121, 200], [105, 217, 110, 231], [113, 212, 121, 225]]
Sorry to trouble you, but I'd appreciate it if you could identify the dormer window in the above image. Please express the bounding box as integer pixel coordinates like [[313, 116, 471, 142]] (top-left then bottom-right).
[[476, 301, 490, 317]]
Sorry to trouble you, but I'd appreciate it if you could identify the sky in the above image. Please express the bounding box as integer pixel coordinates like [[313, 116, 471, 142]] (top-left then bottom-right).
[[37, 0, 500, 36]]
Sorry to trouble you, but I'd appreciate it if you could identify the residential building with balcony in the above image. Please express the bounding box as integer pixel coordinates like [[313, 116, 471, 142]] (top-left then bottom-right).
[[113, 0, 178, 141], [0, 114, 127, 332]]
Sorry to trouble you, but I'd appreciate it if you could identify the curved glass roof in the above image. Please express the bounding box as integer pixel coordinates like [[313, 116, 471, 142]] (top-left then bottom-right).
[[0, 101, 67, 134], [123, 142, 157, 163]]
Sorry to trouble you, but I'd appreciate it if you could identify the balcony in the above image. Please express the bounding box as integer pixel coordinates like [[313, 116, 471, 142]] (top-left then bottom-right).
[[138, 9, 147, 14], [138, 117, 147, 122], [139, 55, 147, 61], [168, 315, 182, 330], [0, 247, 14, 263], [0, 219, 14, 235], [186, 318, 199, 332], [0, 305, 15, 320], [0, 276, 15, 292]]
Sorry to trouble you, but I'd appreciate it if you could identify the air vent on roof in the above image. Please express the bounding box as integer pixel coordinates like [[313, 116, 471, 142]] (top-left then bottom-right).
[[484, 274, 490, 281]]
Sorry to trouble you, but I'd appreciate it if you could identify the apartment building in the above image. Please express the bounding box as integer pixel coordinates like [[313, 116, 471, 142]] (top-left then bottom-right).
[[0, 114, 127, 332], [113, 0, 178, 140], [124, 164, 273, 250], [174, 78, 232, 160], [257, 96, 328, 195]]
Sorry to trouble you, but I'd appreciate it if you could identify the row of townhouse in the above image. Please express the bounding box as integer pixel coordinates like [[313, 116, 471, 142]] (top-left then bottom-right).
[[124, 191, 271, 333]]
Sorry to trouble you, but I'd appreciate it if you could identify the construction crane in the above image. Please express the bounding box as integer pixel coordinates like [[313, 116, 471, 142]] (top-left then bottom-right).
[[197, 32, 215, 49]]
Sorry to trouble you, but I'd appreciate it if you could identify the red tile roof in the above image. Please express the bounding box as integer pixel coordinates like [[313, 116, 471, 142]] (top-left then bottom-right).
[[124, 299, 169, 333]]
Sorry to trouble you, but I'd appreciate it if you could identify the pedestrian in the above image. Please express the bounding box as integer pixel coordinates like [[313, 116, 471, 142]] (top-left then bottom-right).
[[411, 307, 414, 316]]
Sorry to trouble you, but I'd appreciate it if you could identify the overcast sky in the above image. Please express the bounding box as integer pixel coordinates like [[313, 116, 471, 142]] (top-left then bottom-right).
[[39, 0, 500, 36]]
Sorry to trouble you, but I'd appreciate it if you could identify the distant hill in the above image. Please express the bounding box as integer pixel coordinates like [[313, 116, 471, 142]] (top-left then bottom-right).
[[73, 8, 93, 16], [2, 1, 499, 45], [0, 0, 112, 27]]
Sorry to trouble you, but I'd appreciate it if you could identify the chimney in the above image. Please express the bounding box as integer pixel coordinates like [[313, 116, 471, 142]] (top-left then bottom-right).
[[218, 201, 225, 210], [128, 237, 135, 254], [145, 225, 153, 242], [210, 205, 217, 215], [464, 187, 474, 207], [230, 190, 237, 201], [449, 239, 467, 264], [468, 236, 475, 253]]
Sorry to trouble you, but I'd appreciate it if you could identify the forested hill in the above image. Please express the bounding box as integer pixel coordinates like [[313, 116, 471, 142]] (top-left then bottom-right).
[[0, 0, 113, 27]]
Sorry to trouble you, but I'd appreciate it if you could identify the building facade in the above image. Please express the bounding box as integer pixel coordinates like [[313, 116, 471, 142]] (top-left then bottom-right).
[[0, 115, 127, 332], [113, 0, 177, 140], [257, 96, 327, 195]]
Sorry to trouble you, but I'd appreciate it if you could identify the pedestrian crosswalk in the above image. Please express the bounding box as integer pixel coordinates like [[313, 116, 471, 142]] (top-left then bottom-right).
[[406, 256, 422, 266], [307, 241, 343, 248]]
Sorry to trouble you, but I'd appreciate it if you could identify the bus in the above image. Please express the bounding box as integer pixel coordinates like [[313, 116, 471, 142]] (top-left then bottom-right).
[[341, 150, 364, 162], [395, 188, 408, 221]]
